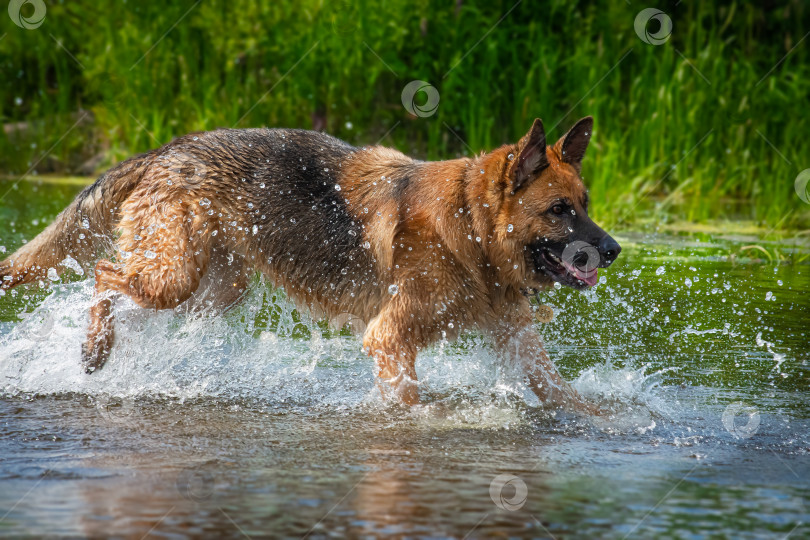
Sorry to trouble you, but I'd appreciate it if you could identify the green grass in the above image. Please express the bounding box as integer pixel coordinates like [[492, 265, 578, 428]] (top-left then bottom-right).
[[1, 0, 808, 230]]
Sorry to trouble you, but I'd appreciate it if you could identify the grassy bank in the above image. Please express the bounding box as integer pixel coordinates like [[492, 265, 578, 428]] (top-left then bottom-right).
[[1, 0, 809, 229]]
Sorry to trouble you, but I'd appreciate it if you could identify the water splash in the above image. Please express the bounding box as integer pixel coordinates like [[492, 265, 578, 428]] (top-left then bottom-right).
[[0, 278, 678, 430], [1, 234, 806, 437]]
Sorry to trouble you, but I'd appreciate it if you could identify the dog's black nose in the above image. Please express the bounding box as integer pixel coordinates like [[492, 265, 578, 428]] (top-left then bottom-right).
[[598, 235, 621, 267]]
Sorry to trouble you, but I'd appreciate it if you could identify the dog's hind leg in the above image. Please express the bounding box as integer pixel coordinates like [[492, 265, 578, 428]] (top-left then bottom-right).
[[82, 195, 212, 373], [82, 260, 125, 373]]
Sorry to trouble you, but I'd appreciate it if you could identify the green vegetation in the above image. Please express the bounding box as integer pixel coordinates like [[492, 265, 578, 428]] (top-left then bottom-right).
[[1, 0, 808, 229]]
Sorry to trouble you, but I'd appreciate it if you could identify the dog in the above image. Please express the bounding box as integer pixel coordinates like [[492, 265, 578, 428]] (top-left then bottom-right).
[[0, 117, 620, 412]]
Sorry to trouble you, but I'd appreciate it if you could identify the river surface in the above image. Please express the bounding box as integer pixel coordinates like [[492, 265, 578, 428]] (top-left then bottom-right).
[[0, 178, 808, 538]]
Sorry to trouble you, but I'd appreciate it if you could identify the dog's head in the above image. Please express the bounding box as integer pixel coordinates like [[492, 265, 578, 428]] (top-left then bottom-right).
[[495, 117, 620, 290]]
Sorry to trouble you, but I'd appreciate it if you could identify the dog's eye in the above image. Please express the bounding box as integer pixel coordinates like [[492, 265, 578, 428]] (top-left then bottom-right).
[[550, 204, 565, 215]]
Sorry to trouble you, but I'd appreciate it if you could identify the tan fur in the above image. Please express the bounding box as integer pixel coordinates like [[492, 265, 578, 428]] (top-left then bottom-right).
[[338, 130, 596, 408], [1, 122, 616, 413]]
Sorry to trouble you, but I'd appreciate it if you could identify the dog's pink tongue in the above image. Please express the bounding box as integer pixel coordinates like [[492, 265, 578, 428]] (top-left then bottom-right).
[[564, 261, 599, 287], [581, 269, 598, 287]]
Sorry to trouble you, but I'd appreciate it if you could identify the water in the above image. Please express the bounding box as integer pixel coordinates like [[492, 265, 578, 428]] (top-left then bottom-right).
[[1, 178, 808, 538]]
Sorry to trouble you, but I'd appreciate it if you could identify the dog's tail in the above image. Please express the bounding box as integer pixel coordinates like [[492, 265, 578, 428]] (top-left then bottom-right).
[[1, 153, 153, 290]]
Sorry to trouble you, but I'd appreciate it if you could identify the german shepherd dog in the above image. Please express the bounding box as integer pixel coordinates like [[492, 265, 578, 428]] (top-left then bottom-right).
[[0, 117, 619, 412]]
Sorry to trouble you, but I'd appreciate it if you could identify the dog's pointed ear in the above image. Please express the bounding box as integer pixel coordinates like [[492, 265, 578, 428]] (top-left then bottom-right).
[[509, 118, 549, 193], [556, 116, 593, 173]]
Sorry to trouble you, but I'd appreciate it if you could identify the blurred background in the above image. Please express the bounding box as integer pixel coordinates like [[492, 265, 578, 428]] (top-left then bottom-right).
[[1, 0, 809, 230]]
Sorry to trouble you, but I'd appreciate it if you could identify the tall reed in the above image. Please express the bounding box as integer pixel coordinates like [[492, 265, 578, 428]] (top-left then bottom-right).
[[1, 0, 808, 229]]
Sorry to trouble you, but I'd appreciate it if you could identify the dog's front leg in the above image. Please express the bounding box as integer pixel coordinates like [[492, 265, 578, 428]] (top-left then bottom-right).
[[500, 325, 596, 412], [369, 345, 419, 406], [363, 313, 420, 406], [483, 292, 601, 413]]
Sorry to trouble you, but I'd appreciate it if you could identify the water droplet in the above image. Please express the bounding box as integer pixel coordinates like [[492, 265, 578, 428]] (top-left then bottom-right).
[[200, 197, 211, 207], [388, 284, 399, 296], [480, 169, 485, 174], [345, 121, 353, 130], [47, 268, 58, 281], [685, 277, 693, 288], [507, 224, 514, 233], [507, 153, 514, 160], [335, 184, 342, 191], [656, 266, 665, 275], [144, 250, 157, 260], [252, 225, 258, 235]]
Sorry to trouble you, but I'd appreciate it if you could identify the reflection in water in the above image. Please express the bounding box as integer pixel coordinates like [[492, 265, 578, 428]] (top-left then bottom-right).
[[0, 383, 808, 537]]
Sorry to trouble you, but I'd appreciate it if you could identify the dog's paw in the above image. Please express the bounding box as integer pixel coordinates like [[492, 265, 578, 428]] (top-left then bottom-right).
[[81, 337, 112, 374]]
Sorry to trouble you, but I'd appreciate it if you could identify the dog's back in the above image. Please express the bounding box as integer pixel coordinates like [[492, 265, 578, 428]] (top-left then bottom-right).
[[1, 128, 384, 318], [194, 128, 385, 320]]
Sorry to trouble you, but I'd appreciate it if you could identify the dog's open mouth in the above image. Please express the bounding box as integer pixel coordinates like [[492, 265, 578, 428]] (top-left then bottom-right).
[[532, 246, 598, 289]]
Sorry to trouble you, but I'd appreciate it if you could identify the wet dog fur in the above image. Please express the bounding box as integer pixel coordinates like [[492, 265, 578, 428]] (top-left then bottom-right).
[[0, 118, 620, 411]]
